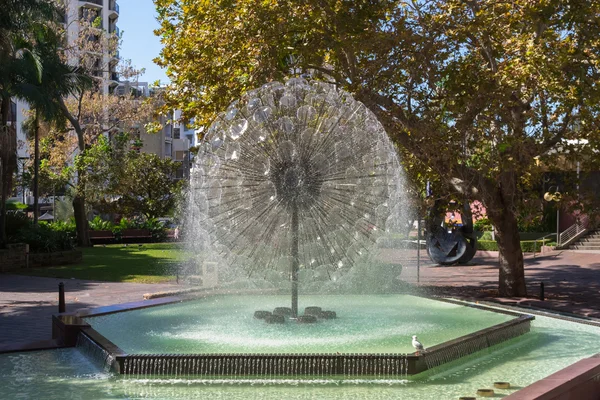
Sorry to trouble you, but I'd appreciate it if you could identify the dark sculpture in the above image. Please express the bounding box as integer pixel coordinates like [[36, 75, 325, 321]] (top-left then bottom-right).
[[426, 200, 477, 265]]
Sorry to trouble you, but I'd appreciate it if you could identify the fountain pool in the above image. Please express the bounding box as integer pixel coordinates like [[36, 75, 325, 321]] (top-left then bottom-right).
[[84, 295, 514, 355], [1, 306, 599, 399]]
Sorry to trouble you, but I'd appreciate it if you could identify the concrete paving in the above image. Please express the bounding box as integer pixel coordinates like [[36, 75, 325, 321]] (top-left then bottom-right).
[[399, 250, 600, 318], [0, 275, 181, 346]]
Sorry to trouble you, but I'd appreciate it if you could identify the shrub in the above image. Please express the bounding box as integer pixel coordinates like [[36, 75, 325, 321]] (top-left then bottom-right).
[[474, 217, 492, 231], [44, 220, 77, 242], [6, 211, 30, 237], [144, 218, 167, 242], [12, 224, 75, 253], [477, 239, 551, 252], [477, 240, 498, 251], [108, 217, 167, 242], [5, 201, 27, 211], [89, 216, 115, 231]]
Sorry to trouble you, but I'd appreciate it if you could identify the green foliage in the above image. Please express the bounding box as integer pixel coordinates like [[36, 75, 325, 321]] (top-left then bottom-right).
[[5, 211, 30, 237], [12, 223, 75, 253], [88, 216, 115, 231], [477, 240, 551, 253], [116, 153, 185, 220], [91, 217, 168, 243], [45, 219, 77, 238], [474, 217, 492, 232], [5, 201, 27, 211]]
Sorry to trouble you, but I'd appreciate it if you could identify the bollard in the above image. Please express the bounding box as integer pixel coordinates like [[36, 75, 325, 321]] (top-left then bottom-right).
[[539, 282, 545, 301], [58, 282, 66, 313]]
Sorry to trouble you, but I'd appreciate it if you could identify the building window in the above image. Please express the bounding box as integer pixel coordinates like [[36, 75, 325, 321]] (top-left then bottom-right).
[[173, 127, 180, 139]]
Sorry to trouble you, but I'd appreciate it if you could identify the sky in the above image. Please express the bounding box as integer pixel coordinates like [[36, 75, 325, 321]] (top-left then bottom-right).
[[117, 0, 169, 84]]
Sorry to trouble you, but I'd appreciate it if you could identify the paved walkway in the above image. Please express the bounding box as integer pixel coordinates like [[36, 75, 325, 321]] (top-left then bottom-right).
[[1, 249, 598, 348], [399, 250, 600, 318], [0, 275, 181, 346]]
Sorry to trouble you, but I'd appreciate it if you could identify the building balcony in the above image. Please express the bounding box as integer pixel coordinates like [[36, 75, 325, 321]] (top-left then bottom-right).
[[108, 71, 120, 85], [109, 0, 119, 17], [109, 50, 120, 65], [79, 0, 103, 9]]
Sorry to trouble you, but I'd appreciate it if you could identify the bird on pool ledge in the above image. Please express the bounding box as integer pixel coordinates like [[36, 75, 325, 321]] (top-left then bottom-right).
[[412, 335, 425, 355]]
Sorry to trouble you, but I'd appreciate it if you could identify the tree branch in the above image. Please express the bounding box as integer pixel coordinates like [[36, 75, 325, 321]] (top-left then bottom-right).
[[536, 105, 574, 155]]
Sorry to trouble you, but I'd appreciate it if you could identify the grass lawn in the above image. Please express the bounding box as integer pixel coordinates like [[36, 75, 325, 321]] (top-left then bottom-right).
[[17, 243, 184, 283]]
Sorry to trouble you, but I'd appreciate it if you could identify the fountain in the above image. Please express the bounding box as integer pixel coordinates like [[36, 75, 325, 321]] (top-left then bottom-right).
[[44, 79, 536, 380], [188, 78, 406, 318]]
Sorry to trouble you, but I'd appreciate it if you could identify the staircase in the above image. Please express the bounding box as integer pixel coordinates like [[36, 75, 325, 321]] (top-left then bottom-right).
[[569, 230, 600, 251]]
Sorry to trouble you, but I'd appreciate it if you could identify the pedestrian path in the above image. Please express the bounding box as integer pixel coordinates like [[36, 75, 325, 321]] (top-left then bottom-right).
[[0, 275, 181, 346], [401, 250, 600, 318]]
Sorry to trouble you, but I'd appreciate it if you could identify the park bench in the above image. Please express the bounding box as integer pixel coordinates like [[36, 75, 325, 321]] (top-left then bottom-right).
[[89, 230, 115, 245], [120, 228, 152, 243]]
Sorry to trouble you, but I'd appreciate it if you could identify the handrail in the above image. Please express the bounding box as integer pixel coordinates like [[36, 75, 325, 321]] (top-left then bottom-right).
[[532, 233, 557, 257], [558, 215, 590, 249]]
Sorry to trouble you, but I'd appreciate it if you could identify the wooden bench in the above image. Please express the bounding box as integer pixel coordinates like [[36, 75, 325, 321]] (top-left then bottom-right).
[[120, 229, 152, 243], [89, 230, 114, 245]]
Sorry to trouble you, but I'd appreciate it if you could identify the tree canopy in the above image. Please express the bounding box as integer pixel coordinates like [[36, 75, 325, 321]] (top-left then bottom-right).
[[156, 0, 600, 296]]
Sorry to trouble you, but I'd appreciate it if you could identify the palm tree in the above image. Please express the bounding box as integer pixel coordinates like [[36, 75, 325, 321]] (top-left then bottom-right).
[[0, 0, 90, 245], [21, 23, 91, 226]]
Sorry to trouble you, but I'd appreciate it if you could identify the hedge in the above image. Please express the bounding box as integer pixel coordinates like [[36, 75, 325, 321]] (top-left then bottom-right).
[[477, 239, 551, 252]]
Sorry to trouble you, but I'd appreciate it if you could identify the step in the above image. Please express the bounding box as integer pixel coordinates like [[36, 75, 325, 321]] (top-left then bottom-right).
[[571, 245, 600, 250], [578, 239, 600, 244]]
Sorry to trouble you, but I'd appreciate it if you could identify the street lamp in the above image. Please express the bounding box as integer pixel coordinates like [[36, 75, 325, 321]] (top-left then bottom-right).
[[544, 186, 561, 247]]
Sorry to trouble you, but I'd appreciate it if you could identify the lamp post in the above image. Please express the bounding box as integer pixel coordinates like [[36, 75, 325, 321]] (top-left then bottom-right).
[[544, 186, 561, 247]]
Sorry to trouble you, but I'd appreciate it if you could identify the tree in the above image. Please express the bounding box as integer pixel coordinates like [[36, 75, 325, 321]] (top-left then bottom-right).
[[19, 23, 90, 226], [41, 12, 158, 246], [0, 0, 73, 246], [155, 0, 600, 296], [115, 153, 184, 220]]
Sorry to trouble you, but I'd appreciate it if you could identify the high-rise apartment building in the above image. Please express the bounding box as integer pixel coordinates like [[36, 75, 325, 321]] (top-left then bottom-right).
[[63, 0, 121, 95]]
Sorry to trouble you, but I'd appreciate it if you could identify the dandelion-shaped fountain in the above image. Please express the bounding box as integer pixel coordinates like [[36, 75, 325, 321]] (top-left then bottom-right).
[[191, 78, 404, 318]]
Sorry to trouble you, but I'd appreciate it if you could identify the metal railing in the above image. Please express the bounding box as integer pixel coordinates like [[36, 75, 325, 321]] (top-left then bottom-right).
[[532, 233, 557, 257], [558, 215, 590, 248]]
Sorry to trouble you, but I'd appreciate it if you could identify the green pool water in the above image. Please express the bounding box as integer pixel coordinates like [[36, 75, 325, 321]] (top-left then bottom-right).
[[84, 295, 514, 354], [0, 299, 599, 399]]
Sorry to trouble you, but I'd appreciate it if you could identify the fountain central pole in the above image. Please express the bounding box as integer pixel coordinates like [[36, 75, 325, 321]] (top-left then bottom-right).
[[291, 203, 299, 318]]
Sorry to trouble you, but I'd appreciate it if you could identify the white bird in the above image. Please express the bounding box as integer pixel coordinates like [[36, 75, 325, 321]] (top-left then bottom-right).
[[412, 335, 425, 355]]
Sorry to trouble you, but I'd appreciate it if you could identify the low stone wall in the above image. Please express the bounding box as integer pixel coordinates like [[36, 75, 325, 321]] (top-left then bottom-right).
[[0, 244, 28, 272], [0, 243, 82, 271], [29, 250, 82, 268]]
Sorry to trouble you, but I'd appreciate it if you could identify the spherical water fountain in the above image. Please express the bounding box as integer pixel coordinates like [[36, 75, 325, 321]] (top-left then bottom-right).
[[189, 78, 406, 318]]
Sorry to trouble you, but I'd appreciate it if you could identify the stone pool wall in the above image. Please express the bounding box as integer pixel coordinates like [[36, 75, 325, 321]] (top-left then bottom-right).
[[504, 354, 600, 400]]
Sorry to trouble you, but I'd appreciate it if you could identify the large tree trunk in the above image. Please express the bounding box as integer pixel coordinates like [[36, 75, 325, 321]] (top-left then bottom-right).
[[0, 159, 5, 248], [59, 98, 91, 247], [73, 194, 90, 247], [487, 203, 527, 297], [0, 97, 17, 248]]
